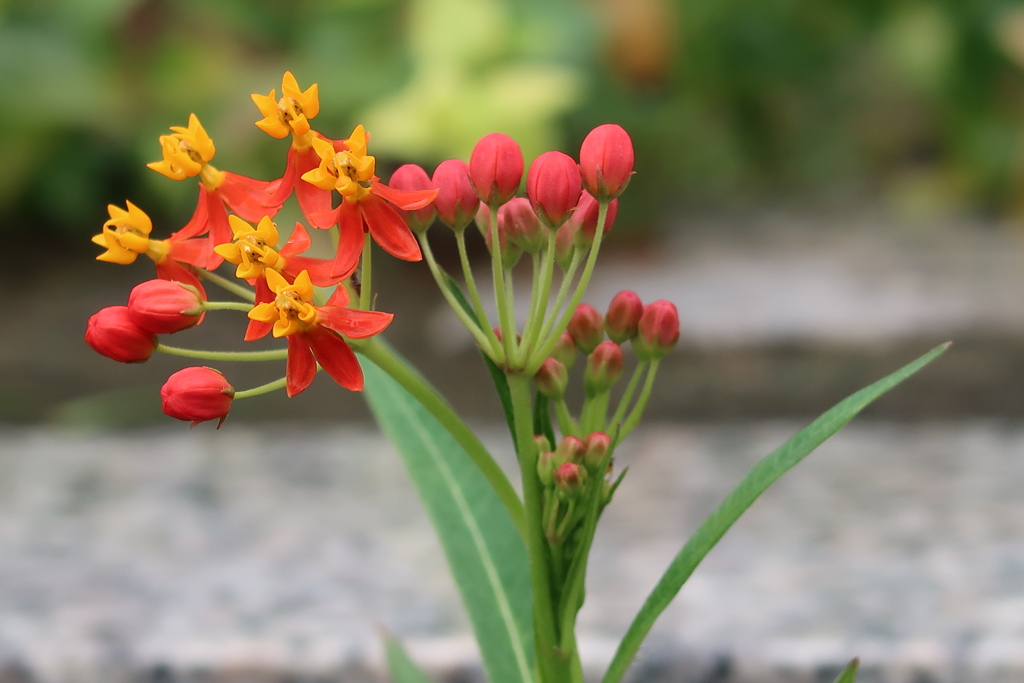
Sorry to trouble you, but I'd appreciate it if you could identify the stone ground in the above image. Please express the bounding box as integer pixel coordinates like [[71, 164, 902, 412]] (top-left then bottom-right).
[[2, 209, 1024, 681]]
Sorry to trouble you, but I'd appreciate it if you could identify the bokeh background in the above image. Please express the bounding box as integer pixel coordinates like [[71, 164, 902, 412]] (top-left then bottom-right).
[[4, 0, 1024, 426]]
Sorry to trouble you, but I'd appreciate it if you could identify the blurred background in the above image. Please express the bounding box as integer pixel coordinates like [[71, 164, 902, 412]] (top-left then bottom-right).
[[4, 0, 1024, 426]]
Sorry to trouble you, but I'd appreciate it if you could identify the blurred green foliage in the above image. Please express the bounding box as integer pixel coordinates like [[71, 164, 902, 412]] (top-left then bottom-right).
[[3, 0, 1024, 253]]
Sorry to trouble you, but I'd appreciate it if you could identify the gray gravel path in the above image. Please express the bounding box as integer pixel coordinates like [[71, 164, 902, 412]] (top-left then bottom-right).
[[1, 420, 1021, 682]]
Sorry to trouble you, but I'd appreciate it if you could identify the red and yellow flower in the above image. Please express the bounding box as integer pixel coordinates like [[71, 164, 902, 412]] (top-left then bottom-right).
[[92, 201, 209, 294], [301, 125, 437, 269], [147, 114, 283, 267], [246, 268, 393, 396]]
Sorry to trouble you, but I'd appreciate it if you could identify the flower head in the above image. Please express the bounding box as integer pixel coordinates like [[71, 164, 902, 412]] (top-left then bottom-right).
[[215, 216, 284, 280], [247, 269, 393, 395], [251, 71, 320, 140], [92, 201, 154, 265]]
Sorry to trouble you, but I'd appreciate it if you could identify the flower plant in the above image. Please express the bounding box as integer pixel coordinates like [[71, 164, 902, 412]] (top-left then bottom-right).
[[86, 71, 948, 683]]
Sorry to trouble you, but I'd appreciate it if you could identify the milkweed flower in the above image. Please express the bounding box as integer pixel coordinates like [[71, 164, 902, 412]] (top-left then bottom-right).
[[302, 125, 437, 268], [161, 367, 235, 427], [214, 216, 352, 286], [91, 201, 209, 294], [246, 268, 393, 396], [251, 71, 343, 225], [147, 114, 283, 268]]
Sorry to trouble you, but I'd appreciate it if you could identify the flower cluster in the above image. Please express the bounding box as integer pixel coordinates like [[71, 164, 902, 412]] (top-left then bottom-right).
[[87, 72, 429, 425]]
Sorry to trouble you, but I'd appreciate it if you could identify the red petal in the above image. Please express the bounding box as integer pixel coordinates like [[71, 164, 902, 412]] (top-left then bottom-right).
[[204, 199, 233, 269], [307, 327, 363, 391], [286, 334, 318, 396], [172, 184, 212, 241], [331, 203, 364, 278], [325, 284, 350, 308], [317, 306, 393, 339], [280, 222, 312, 256], [308, 204, 341, 230], [167, 237, 211, 270], [244, 278, 274, 341], [373, 182, 437, 211], [361, 195, 422, 262], [284, 256, 345, 287], [218, 172, 283, 221]]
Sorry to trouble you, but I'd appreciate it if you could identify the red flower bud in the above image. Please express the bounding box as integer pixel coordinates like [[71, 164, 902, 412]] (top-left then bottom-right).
[[582, 431, 612, 473], [498, 197, 545, 253], [551, 331, 577, 370], [431, 159, 479, 232], [567, 303, 604, 354], [85, 305, 157, 363], [389, 164, 436, 234], [553, 461, 586, 494], [469, 132, 523, 205], [571, 192, 618, 246], [527, 150, 582, 228], [579, 123, 634, 200], [635, 300, 680, 360], [534, 356, 568, 400], [605, 290, 643, 343], [160, 366, 235, 427], [127, 279, 205, 334], [584, 341, 624, 395], [554, 435, 585, 466]]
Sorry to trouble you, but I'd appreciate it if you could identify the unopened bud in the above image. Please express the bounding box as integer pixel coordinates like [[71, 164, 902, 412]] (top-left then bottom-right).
[[551, 331, 577, 370], [582, 431, 612, 472], [584, 341, 625, 395], [567, 304, 604, 354], [533, 434, 552, 455], [161, 366, 235, 427], [85, 305, 157, 363], [432, 159, 479, 232], [554, 435, 585, 466], [534, 357, 568, 400], [128, 279, 205, 334], [553, 461, 586, 494], [571, 192, 618, 247], [499, 197, 545, 253], [469, 132, 523, 205], [389, 164, 436, 234], [605, 290, 643, 343], [579, 123, 634, 200], [527, 150, 581, 228], [635, 300, 680, 360], [537, 449, 557, 487]]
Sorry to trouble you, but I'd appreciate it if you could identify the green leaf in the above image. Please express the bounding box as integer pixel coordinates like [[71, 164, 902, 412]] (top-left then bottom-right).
[[602, 342, 950, 683], [383, 632, 435, 683], [832, 657, 860, 683], [363, 359, 535, 683], [441, 272, 518, 449]]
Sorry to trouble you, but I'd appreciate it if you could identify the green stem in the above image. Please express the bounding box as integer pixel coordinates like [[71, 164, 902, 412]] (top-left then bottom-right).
[[609, 361, 650, 432], [156, 343, 288, 362], [534, 249, 583, 352], [554, 398, 579, 438], [202, 301, 253, 312], [358, 338, 525, 539], [489, 204, 517, 366], [419, 235, 502, 359], [456, 230, 504, 353], [508, 373, 573, 683], [359, 233, 373, 311], [528, 204, 610, 375], [518, 231, 558, 364], [200, 269, 256, 302], [234, 376, 288, 399], [618, 358, 661, 442]]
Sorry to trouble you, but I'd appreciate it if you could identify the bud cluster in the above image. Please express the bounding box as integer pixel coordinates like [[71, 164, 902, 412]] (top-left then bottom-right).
[[536, 432, 619, 546]]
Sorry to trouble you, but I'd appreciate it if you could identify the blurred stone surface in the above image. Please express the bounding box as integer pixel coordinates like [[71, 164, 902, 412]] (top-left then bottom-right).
[[1, 420, 1022, 682]]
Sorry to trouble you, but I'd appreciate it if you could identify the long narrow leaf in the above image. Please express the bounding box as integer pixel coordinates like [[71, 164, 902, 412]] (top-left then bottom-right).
[[833, 657, 860, 683], [602, 343, 950, 683], [383, 632, 435, 683], [363, 359, 535, 683]]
